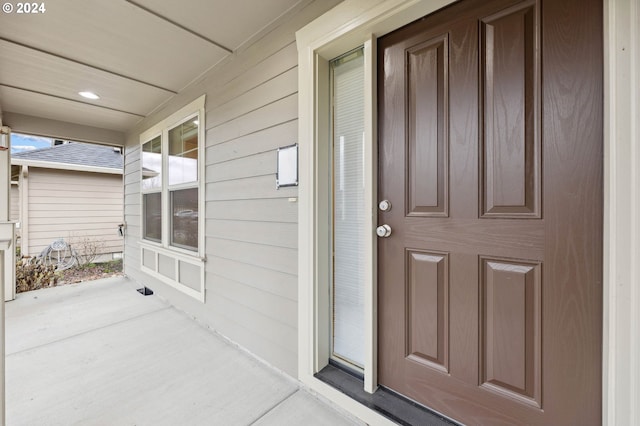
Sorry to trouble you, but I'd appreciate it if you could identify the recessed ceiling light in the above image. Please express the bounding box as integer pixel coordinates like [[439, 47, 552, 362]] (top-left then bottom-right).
[[193, 120, 199, 126], [79, 91, 100, 100]]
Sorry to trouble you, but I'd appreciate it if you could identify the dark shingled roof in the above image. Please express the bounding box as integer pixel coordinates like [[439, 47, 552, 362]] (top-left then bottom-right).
[[12, 142, 123, 170]]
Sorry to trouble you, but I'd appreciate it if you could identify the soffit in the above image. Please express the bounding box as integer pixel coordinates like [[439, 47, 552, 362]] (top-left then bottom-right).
[[131, 0, 306, 51], [0, 0, 307, 134], [0, 85, 141, 131]]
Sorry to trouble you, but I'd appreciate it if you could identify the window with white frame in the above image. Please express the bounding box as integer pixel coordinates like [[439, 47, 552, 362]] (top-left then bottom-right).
[[142, 135, 162, 243], [140, 97, 204, 255], [168, 119, 199, 251]]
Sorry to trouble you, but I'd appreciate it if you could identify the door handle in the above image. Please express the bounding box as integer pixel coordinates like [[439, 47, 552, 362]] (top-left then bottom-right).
[[376, 224, 392, 238], [379, 200, 392, 212]]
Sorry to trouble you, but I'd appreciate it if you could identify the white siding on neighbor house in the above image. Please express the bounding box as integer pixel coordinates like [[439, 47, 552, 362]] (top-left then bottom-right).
[[9, 184, 18, 222], [123, 0, 342, 378], [26, 168, 123, 258]]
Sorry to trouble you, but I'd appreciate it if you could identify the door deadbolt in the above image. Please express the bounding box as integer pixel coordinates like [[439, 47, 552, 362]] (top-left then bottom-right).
[[376, 224, 392, 238], [378, 200, 392, 212]]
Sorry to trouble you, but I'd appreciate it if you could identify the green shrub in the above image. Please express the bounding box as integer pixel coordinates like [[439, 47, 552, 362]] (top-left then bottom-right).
[[16, 257, 60, 293]]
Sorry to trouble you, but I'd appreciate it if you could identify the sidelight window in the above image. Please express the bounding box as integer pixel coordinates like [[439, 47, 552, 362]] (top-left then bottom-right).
[[330, 48, 366, 369]]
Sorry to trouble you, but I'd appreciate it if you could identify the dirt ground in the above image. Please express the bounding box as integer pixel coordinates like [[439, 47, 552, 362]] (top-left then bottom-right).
[[58, 259, 124, 285]]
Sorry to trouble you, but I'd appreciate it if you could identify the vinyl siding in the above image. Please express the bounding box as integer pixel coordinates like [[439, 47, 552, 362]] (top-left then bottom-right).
[[10, 184, 19, 221], [26, 168, 123, 257], [123, 0, 343, 378]]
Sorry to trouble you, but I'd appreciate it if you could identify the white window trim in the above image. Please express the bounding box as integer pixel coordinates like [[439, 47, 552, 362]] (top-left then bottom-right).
[[139, 241, 205, 303], [139, 95, 206, 300], [297, 1, 638, 425]]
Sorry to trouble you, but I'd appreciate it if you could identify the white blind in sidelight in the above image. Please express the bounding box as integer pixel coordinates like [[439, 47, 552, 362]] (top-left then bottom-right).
[[331, 48, 365, 368]]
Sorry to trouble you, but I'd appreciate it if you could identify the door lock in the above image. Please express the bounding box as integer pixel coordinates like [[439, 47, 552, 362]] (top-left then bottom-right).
[[378, 200, 392, 212], [376, 224, 392, 238]]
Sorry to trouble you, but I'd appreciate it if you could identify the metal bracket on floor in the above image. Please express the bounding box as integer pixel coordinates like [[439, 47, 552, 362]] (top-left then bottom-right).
[[136, 286, 154, 296]]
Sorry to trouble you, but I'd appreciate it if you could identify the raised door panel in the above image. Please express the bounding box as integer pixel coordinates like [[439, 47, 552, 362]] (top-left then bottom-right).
[[406, 250, 449, 372], [480, 1, 541, 218], [406, 35, 449, 217], [480, 258, 541, 408]]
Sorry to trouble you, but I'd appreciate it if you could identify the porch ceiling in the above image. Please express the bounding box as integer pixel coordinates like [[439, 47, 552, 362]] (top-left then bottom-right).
[[0, 0, 307, 132]]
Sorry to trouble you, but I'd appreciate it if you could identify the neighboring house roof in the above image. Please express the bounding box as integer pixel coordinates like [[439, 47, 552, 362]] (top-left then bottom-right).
[[12, 143, 123, 174]]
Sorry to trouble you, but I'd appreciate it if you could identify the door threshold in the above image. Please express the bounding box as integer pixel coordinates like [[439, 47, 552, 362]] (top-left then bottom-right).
[[315, 362, 459, 426]]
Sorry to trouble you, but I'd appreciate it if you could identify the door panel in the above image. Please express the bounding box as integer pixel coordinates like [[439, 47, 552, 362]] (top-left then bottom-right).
[[377, 0, 602, 424], [480, 2, 540, 218], [480, 257, 541, 407], [406, 34, 449, 217], [406, 249, 449, 372]]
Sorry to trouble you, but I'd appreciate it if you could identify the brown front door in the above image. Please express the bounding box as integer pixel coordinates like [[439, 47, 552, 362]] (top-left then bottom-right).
[[377, 0, 602, 424]]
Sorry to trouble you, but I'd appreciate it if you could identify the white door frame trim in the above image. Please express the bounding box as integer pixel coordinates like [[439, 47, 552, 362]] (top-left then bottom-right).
[[603, 0, 640, 424], [297, 0, 639, 424]]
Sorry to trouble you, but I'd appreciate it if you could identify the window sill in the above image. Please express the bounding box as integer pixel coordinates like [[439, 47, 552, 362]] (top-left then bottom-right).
[[139, 239, 204, 263]]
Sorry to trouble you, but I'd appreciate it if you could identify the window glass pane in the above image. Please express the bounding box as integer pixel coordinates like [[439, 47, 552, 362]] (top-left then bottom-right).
[[142, 136, 162, 190], [143, 192, 162, 242], [171, 188, 198, 251], [331, 48, 366, 368], [11, 165, 20, 181], [168, 118, 198, 186]]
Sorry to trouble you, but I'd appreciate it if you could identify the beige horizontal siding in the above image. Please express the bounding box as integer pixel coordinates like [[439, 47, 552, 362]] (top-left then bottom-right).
[[10, 184, 19, 221], [207, 94, 298, 146], [124, 203, 140, 216], [27, 177, 123, 188], [205, 219, 297, 249], [206, 67, 298, 129], [29, 203, 122, 212], [28, 213, 120, 222], [205, 119, 297, 165], [205, 238, 297, 277], [210, 273, 297, 331], [29, 172, 121, 188], [203, 42, 299, 114], [30, 236, 122, 256], [124, 170, 140, 186], [205, 175, 297, 201], [125, 245, 140, 263], [125, 224, 141, 239], [29, 230, 122, 241], [26, 168, 123, 257], [29, 224, 122, 233], [124, 145, 140, 161], [205, 289, 297, 355], [123, 146, 141, 279], [207, 256, 297, 302], [123, 0, 343, 378], [205, 151, 274, 183], [193, 294, 298, 375], [205, 199, 297, 223]]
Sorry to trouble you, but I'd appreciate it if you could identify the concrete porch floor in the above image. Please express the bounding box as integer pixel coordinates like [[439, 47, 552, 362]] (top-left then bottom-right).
[[5, 277, 362, 426]]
